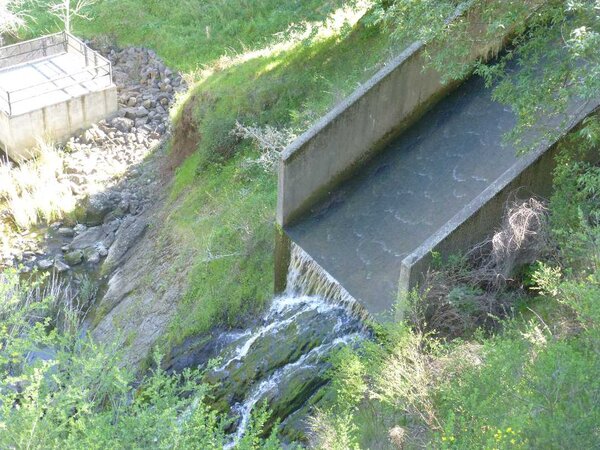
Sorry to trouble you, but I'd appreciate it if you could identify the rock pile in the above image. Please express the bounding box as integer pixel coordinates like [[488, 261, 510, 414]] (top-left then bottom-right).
[[62, 45, 186, 193], [1, 45, 186, 273]]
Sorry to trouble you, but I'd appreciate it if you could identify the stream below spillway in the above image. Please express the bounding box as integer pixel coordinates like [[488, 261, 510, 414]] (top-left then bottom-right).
[[202, 244, 370, 445]]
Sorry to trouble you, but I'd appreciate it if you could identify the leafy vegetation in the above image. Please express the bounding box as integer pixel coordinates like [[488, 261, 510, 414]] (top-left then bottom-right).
[[159, 5, 394, 345], [3, 0, 598, 447], [0, 269, 281, 448], [306, 1, 600, 448], [312, 140, 599, 448]]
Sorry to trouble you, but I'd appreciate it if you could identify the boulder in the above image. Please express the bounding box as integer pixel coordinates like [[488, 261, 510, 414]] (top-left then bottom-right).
[[82, 193, 119, 226], [111, 117, 134, 133], [103, 216, 148, 270], [84, 249, 101, 264], [135, 106, 149, 117], [64, 250, 83, 266], [70, 226, 106, 250], [37, 259, 53, 270], [53, 260, 70, 273], [57, 227, 74, 238]]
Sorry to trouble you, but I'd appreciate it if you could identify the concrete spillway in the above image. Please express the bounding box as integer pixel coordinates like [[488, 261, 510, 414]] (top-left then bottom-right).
[[277, 5, 600, 318], [284, 71, 597, 318], [286, 75, 520, 316]]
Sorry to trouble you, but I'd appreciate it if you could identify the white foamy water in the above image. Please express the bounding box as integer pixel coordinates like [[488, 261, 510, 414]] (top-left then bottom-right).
[[220, 244, 369, 448]]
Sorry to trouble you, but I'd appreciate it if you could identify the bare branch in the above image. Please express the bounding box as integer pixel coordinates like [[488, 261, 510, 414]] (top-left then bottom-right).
[[46, 0, 97, 33], [0, 0, 28, 40]]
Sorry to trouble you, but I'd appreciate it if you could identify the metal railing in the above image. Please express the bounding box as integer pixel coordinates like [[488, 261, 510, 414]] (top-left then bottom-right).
[[0, 32, 66, 68], [0, 32, 113, 117]]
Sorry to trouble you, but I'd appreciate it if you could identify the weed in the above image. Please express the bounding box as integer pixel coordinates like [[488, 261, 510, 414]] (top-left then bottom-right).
[[0, 141, 76, 230]]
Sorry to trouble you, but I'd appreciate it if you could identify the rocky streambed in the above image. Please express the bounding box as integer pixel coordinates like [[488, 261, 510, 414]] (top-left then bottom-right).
[[167, 245, 370, 445], [0, 43, 186, 275]]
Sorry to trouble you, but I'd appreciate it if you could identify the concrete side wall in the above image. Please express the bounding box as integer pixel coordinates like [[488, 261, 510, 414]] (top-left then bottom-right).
[[397, 104, 600, 308], [277, 2, 543, 227], [278, 41, 447, 226], [0, 111, 10, 151], [274, 226, 292, 293], [2, 86, 117, 161]]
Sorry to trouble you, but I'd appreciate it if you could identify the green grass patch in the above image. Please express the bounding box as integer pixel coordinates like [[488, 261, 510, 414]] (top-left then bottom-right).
[[24, 0, 350, 71], [165, 157, 277, 341], [161, 19, 394, 345], [17, 0, 398, 348]]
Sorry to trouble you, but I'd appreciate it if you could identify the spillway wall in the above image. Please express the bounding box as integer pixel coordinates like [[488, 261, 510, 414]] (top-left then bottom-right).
[[277, 1, 544, 227]]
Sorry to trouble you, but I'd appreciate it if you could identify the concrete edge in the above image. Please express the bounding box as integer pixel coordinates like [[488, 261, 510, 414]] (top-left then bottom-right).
[[4, 84, 118, 121], [280, 3, 474, 163], [281, 40, 424, 163], [277, 77, 461, 227], [274, 225, 292, 294], [397, 100, 600, 296], [277, 0, 546, 227]]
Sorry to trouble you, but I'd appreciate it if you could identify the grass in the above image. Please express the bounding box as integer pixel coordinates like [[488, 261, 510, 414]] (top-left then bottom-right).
[[158, 12, 395, 346], [0, 141, 76, 230], [24, 0, 353, 71], [164, 156, 277, 340]]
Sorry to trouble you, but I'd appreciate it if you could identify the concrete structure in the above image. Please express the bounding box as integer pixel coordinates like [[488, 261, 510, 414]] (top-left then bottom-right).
[[0, 33, 117, 161], [276, 1, 599, 319], [285, 79, 599, 317], [277, 1, 544, 227]]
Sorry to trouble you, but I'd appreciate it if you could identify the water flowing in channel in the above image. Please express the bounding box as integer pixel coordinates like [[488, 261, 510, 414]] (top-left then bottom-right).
[[209, 244, 369, 447]]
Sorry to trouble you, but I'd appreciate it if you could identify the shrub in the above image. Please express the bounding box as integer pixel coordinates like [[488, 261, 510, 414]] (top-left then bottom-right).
[[318, 156, 599, 449], [0, 269, 279, 449], [231, 121, 296, 173], [0, 141, 77, 230]]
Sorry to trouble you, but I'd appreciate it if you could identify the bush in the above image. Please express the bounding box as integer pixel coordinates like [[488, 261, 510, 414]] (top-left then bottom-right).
[[0, 269, 280, 449], [316, 153, 600, 449]]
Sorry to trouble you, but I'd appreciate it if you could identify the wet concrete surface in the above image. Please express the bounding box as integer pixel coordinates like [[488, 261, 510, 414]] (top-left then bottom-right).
[[286, 74, 521, 316]]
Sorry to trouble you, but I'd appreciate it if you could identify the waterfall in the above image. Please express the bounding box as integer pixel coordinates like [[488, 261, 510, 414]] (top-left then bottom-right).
[[285, 244, 371, 321], [215, 243, 369, 448]]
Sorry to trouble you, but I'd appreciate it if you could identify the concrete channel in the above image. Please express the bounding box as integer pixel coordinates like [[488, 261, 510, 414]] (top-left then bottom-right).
[[275, 2, 599, 319]]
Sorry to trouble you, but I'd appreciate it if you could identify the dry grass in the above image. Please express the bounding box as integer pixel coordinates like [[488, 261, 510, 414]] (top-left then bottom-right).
[[0, 141, 76, 229], [409, 197, 553, 339], [409, 271, 510, 339], [231, 121, 296, 172], [467, 197, 552, 289]]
